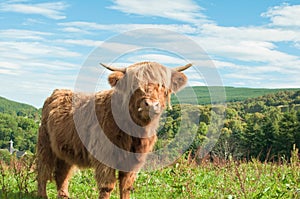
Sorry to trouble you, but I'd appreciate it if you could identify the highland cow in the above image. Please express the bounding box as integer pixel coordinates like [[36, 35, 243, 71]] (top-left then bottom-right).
[[37, 61, 191, 199]]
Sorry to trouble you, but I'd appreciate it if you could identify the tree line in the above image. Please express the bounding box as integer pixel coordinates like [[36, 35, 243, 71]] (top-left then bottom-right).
[[158, 90, 300, 162]]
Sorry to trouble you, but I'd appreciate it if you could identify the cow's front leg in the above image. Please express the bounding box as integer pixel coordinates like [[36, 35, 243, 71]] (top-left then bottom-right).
[[95, 166, 116, 199], [119, 171, 136, 199]]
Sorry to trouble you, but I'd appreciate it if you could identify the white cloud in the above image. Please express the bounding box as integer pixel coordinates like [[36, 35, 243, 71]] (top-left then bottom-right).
[[192, 26, 300, 67], [218, 60, 300, 88], [295, 42, 300, 49], [0, 1, 68, 20], [262, 4, 300, 27], [58, 21, 106, 30], [0, 61, 21, 75], [22, 18, 46, 26], [109, 0, 209, 24], [224, 73, 263, 81], [200, 23, 300, 42], [97, 41, 141, 55], [0, 29, 52, 40], [56, 39, 103, 47], [126, 54, 186, 65], [60, 27, 92, 34], [0, 61, 20, 69], [196, 36, 282, 62], [58, 21, 199, 34], [0, 69, 20, 75], [212, 60, 241, 69], [0, 41, 81, 58]]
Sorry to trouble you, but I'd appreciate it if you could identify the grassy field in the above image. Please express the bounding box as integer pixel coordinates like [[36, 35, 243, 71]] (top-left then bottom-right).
[[0, 151, 299, 199]]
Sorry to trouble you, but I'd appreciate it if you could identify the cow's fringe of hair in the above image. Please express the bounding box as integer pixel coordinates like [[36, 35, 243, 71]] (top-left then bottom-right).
[[116, 62, 172, 108]]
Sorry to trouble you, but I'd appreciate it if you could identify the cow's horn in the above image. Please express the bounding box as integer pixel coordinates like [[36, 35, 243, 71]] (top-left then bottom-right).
[[173, 63, 192, 72], [100, 63, 126, 73]]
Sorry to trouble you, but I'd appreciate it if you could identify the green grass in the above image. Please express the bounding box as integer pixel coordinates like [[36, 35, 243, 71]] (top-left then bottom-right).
[[134, 161, 300, 199], [1, 155, 299, 199]]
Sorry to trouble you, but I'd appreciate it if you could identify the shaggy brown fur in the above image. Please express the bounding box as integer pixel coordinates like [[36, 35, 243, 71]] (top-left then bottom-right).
[[36, 61, 190, 199]]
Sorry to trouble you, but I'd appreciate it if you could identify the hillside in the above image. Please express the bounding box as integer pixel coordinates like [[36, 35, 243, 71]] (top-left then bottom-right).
[[173, 86, 300, 104], [0, 96, 39, 119]]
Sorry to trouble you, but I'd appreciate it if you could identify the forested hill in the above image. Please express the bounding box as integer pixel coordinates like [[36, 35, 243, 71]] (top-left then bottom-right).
[[0, 97, 39, 153], [0, 96, 39, 119], [160, 89, 300, 162]]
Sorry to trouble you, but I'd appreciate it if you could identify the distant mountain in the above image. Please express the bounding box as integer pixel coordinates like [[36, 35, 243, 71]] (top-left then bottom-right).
[[0, 96, 39, 119]]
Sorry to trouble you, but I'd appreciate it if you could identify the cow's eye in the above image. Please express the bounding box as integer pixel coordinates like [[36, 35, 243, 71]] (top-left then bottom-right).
[[143, 87, 148, 92]]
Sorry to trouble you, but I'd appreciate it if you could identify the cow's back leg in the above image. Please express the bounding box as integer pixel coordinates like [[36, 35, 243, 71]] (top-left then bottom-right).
[[54, 158, 74, 199], [119, 171, 136, 199], [95, 164, 116, 199], [37, 125, 56, 198]]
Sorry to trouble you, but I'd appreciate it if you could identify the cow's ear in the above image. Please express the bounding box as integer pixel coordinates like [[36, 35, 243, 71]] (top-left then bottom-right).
[[108, 72, 125, 87], [170, 71, 188, 93]]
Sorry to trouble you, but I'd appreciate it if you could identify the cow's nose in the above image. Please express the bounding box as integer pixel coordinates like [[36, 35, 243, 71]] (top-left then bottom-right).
[[144, 99, 160, 112]]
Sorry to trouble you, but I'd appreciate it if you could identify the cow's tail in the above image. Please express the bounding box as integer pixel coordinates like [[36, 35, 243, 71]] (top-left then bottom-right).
[[37, 120, 56, 197]]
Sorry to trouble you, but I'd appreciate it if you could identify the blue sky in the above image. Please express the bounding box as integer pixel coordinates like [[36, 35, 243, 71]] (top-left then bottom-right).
[[1, 0, 300, 107]]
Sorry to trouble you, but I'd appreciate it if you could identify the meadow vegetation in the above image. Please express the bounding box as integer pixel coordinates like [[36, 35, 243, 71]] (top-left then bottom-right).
[[0, 148, 299, 199]]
